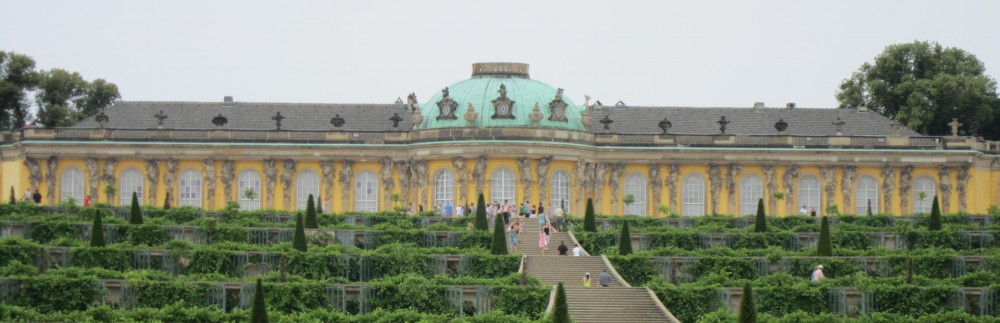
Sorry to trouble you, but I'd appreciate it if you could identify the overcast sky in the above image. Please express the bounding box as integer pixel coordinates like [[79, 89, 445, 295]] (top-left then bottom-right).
[[2, 1, 998, 109]]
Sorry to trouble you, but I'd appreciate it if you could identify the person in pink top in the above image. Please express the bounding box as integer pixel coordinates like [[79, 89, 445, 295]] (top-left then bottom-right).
[[538, 230, 547, 255], [811, 265, 825, 282]]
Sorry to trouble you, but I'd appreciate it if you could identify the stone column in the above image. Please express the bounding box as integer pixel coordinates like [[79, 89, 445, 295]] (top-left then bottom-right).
[[164, 158, 178, 208], [203, 159, 217, 209], [957, 164, 970, 212], [708, 163, 721, 215], [263, 158, 277, 209], [536, 156, 553, 209], [649, 164, 662, 216], [783, 165, 799, 215], [841, 166, 858, 213], [86, 158, 100, 201], [880, 165, 895, 214], [726, 164, 742, 213], [45, 156, 57, 205], [380, 157, 395, 211], [146, 159, 160, 206], [339, 160, 354, 212], [667, 164, 679, 213], [320, 160, 336, 212], [938, 166, 951, 213], [609, 162, 626, 215], [221, 160, 235, 203], [281, 159, 296, 210], [898, 165, 913, 215]]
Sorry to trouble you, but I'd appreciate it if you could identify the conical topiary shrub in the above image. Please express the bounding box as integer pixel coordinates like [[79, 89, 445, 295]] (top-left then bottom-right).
[[316, 195, 323, 214], [754, 198, 767, 233], [129, 192, 143, 225], [618, 220, 632, 255], [584, 198, 597, 232], [817, 215, 832, 256], [292, 213, 307, 252], [491, 210, 508, 255], [90, 210, 105, 247], [305, 194, 318, 229], [928, 196, 942, 231], [9, 186, 14, 205], [550, 282, 570, 323], [738, 282, 757, 323], [251, 278, 268, 323], [163, 193, 171, 210], [475, 193, 489, 230]]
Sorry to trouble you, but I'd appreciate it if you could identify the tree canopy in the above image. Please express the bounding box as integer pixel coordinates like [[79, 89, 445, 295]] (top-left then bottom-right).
[[0, 51, 120, 130], [836, 41, 1000, 139]]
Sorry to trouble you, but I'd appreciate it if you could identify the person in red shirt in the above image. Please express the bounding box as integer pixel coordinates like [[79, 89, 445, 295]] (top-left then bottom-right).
[[84, 196, 91, 207]]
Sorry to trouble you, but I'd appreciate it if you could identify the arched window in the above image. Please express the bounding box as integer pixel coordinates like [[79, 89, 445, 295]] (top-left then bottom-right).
[[798, 175, 821, 215], [60, 168, 85, 204], [623, 173, 647, 216], [296, 170, 320, 210], [178, 169, 202, 207], [433, 169, 455, 209], [740, 174, 763, 216], [238, 170, 262, 211], [855, 175, 879, 214], [913, 176, 936, 214], [682, 174, 706, 216], [354, 170, 378, 212], [491, 168, 515, 204], [550, 170, 571, 215], [120, 169, 143, 206]]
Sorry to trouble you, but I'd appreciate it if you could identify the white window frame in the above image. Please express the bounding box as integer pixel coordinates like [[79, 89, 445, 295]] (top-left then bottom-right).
[[354, 170, 378, 212], [60, 167, 85, 204], [682, 174, 706, 216], [623, 173, 647, 216], [433, 169, 455, 209], [913, 176, 936, 214], [296, 170, 320, 210], [740, 174, 763, 216], [120, 169, 144, 206], [238, 170, 262, 211], [798, 175, 821, 216], [178, 169, 202, 207], [491, 168, 515, 204], [855, 175, 879, 214], [550, 170, 571, 215]]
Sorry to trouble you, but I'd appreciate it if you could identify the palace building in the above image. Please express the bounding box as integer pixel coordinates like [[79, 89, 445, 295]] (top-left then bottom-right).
[[1, 62, 998, 216]]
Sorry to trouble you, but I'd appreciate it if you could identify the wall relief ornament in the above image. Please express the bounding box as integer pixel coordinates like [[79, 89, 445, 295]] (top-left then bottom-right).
[[574, 159, 587, 213], [529, 103, 544, 127], [86, 158, 100, 201], [380, 157, 395, 211], [320, 160, 336, 211], [593, 163, 608, 214], [473, 155, 489, 197], [649, 164, 663, 214], [45, 156, 57, 205], [841, 166, 858, 212], [146, 159, 160, 206], [536, 156, 554, 207], [938, 166, 952, 213], [898, 165, 913, 215], [397, 160, 411, 208], [281, 159, 296, 209], [412, 160, 429, 209], [263, 158, 278, 209], [203, 159, 217, 208], [957, 164, 970, 212], [221, 160, 235, 202], [464, 103, 478, 127], [518, 157, 534, 202], [763, 165, 778, 212], [709, 163, 721, 215], [23, 157, 42, 196], [436, 87, 458, 120], [583, 162, 596, 212], [548, 88, 568, 122], [339, 160, 354, 209], [667, 164, 679, 212], [609, 162, 626, 213], [726, 164, 743, 213], [452, 157, 470, 205], [164, 159, 178, 208], [881, 165, 895, 213], [491, 84, 516, 119], [102, 158, 118, 197], [820, 166, 837, 211], [782, 165, 800, 213]]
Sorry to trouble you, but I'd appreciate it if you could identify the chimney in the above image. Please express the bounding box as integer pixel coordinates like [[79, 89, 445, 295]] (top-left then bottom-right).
[[223, 96, 234, 107], [858, 103, 868, 112], [753, 102, 765, 111], [786, 102, 796, 109]]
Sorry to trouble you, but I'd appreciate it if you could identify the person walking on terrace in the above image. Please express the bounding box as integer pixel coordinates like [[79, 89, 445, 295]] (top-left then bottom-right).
[[811, 265, 825, 282], [543, 223, 551, 248], [582, 272, 592, 287], [508, 224, 518, 253], [572, 243, 583, 256], [598, 269, 611, 287], [557, 241, 568, 255], [538, 230, 547, 255]]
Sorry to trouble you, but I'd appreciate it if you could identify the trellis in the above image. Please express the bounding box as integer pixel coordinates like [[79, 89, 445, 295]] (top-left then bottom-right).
[[44, 246, 72, 269], [335, 230, 355, 246], [249, 228, 270, 245], [948, 289, 967, 311], [949, 257, 968, 278], [423, 232, 439, 247], [92, 281, 108, 305], [713, 289, 731, 311], [445, 287, 464, 317], [981, 289, 997, 316], [754, 257, 769, 277], [0, 278, 20, 303], [652, 257, 672, 283], [362, 231, 378, 250], [191, 227, 209, 245], [783, 234, 801, 251], [231, 253, 250, 277], [162, 251, 179, 275], [276, 229, 294, 243], [638, 234, 651, 251], [359, 286, 375, 314], [238, 283, 255, 309], [860, 291, 877, 314], [131, 250, 151, 270], [429, 255, 448, 276], [326, 285, 346, 313], [259, 253, 281, 275], [446, 232, 461, 247], [0, 221, 13, 238], [828, 288, 848, 316], [262, 213, 281, 223], [166, 227, 185, 241], [204, 284, 226, 309]]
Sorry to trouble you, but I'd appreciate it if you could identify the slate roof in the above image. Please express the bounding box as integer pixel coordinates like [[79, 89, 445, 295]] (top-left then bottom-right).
[[586, 106, 921, 137], [71, 101, 414, 132]]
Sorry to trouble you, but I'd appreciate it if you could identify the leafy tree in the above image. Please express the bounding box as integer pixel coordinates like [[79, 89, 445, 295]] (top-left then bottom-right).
[[490, 210, 508, 255], [293, 213, 307, 252], [33, 68, 121, 128], [251, 279, 268, 323], [928, 196, 942, 231], [817, 216, 832, 256], [89, 211, 105, 247], [754, 199, 768, 233], [584, 198, 596, 232], [0, 51, 41, 130], [8, 186, 14, 205], [550, 282, 571, 323], [128, 192, 142, 225], [475, 194, 488, 230], [837, 41, 1000, 139], [618, 220, 632, 255], [305, 194, 317, 229], [738, 282, 757, 323]]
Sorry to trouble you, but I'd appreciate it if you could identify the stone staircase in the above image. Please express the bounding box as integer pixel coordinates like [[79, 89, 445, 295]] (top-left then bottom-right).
[[513, 216, 680, 323]]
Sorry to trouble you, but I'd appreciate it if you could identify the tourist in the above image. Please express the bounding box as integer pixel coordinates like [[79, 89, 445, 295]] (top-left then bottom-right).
[[543, 223, 551, 248], [582, 272, 592, 287], [598, 269, 612, 287], [554, 204, 564, 232], [520, 201, 527, 218], [810, 207, 818, 217], [811, 265, 825, 282], [418, 204, 424, 213], [565, 219, 574, 230], [444, 202, 453, 217], [456, 204, 464, 217], [508, 224, 518, 253], [557, 241, 568, 255], [539, 210, 546, 228], [538, 230, 547, 255], [601, 220, 610, 231], [538, 203, 545, 219], [512, 220, 520, 236], [22, 189, 31, 202], [502, 200, 511, 224], [530, 205, 537, 218], [32, 190, 41, 205], [572, 243, 583, 256], [800, 205, 808, 215], [517, 218, 524, 234], [84, 196, 91, 207]]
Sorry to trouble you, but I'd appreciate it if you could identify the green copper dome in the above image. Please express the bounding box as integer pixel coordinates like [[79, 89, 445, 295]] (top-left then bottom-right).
[[417, 63, 584, 130]]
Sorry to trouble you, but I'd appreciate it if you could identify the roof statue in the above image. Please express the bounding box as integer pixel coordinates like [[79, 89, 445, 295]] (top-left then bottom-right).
[[154, 110, 168, 128], [717, 116, 730, 134], [949, 118, 962, 137]]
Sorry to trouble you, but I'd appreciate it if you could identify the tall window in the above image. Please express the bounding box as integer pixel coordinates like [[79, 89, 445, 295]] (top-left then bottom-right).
[[238, 170, 261, 211], [178, 169, 202, 207], [550, 170, 571, 215], [798, 175, 821, 215], [491, 168, 515, 204], [682, 174, 706, 216], [740, 174, 763, 216], [433, 169, 455, 209], [296, 170, 320, 210], [855, 175, 879, 214], [354, 170, 378, 212], [120, 169, 143, 206], [60, 168, 85, 204], [623, 173, 647, 216], [913, 176, 936, 214]]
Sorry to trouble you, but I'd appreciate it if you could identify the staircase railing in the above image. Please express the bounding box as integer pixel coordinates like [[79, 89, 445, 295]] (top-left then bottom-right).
[[600, 255, 632, 288]]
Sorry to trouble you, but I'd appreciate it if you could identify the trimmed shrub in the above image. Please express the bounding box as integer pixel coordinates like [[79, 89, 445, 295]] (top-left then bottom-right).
[[89, 212, 105, 247], [754, 198, 767, 232], [9, 186, 15, 205], [128, 192, 142, 225], [928, 196, 942, 231], [618, 220, 632, 255], [584, 198, 596, 232], [475, 194, 489, 230], [738, 282, 756, 323], [293, 213, 307, 252], [491, 211, 508, 255], [816, 216, 832, 256], [251, 279, 268, 323], [305, 194, 318, 229], [550, 282, 570, 323]]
